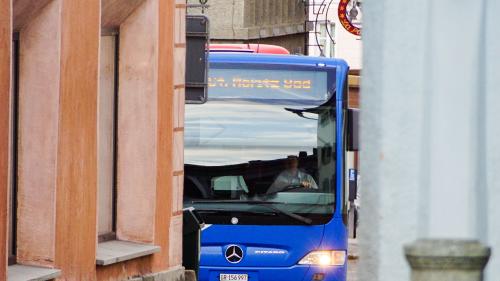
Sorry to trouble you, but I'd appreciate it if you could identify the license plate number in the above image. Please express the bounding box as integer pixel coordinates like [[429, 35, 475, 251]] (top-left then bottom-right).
[[219, 273, 248, 281]]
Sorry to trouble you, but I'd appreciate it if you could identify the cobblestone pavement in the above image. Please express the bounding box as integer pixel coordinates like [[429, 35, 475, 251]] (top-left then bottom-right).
[[348, 257, 358, 281]]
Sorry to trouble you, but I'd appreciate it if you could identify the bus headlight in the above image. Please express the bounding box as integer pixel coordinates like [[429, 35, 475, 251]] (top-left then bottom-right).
[[298, 250, 346, 266]]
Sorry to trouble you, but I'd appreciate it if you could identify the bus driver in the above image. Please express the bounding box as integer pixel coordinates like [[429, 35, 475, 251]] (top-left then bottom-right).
[[267, 156, 318, 194]]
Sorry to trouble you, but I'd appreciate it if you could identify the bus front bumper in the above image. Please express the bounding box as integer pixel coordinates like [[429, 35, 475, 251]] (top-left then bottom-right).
[[199, 265, 347, 281]]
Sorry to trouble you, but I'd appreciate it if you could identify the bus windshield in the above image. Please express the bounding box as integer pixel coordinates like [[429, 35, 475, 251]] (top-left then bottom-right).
[[184, 66, 337, 225]]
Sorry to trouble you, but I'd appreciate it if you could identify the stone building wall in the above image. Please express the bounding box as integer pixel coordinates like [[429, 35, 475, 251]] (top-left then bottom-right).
[[1, 1, 186, 280], [188, 0, 309, 54]]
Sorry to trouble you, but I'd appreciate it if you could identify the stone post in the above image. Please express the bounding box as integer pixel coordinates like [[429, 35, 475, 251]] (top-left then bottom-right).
[[359, 0, 500, 280], [405, 240, 491, 281]]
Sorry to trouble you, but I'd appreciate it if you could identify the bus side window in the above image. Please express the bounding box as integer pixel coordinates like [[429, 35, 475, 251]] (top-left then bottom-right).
[[212, 176, 249, 199]]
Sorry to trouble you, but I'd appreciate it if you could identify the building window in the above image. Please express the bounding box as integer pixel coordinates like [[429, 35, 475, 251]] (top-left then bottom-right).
[[8, 35, 20, 265], [98, 35, 119, 241], [313, 21, 335, 58], [318, 22, 335, 58]]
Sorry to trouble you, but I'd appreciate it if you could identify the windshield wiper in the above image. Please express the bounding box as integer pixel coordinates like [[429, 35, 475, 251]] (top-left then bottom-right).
[[195, 209, 277, 217], [191, 200, 313, 225], [284, 108, 318, 120]]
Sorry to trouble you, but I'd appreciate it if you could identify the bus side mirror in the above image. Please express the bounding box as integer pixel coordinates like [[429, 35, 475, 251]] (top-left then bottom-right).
[[185, 15, 209, 104], [347, 109, 359, 151]]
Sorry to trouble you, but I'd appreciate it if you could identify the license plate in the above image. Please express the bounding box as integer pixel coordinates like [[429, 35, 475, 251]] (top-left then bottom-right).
[[219, 273, 248, 281]]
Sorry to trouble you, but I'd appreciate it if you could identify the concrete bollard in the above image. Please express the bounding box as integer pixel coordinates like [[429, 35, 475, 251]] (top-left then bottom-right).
[[405, 239, 491, 281]]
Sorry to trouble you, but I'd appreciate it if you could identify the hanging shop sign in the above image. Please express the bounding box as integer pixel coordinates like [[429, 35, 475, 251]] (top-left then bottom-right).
[[338, 0, 362, 36]]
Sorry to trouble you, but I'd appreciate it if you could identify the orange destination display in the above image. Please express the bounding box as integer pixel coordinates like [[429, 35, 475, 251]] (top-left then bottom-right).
[[208, 67, 330, 102]]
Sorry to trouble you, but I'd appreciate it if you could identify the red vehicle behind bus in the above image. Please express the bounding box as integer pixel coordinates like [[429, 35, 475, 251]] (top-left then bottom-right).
[[209, 44, 290, 55]]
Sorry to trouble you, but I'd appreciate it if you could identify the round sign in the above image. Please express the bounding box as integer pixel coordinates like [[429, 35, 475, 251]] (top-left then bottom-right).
[[338, 0, 362, 36]]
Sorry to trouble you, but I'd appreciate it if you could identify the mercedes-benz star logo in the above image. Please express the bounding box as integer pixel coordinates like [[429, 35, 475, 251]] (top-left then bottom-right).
[[225, 245, 244, 264]]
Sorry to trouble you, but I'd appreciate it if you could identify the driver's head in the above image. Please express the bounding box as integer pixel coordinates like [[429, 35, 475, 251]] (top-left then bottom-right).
[[285, 155, 299, 171]]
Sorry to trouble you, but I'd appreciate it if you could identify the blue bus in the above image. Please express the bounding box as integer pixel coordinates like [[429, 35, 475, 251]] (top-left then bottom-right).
[[184, 52, 354, 281]]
